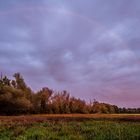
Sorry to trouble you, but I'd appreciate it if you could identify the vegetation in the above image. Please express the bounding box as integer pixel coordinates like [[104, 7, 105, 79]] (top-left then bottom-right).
[[0, 114, 140, 140], [0, 73, 140, 139], [0, 73, 140, 115]]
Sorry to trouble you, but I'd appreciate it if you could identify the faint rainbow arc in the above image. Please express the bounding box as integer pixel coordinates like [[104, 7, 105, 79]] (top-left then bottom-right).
[[0, 5, 128, 49]]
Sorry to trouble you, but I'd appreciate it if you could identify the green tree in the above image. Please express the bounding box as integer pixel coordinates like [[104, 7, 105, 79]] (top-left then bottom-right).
[[0, 85, 32, 115], [13, 73, 32, 100]]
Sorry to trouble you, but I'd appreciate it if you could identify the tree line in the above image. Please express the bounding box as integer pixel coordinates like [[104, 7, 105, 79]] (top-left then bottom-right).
[[0, 73, 139, 115]]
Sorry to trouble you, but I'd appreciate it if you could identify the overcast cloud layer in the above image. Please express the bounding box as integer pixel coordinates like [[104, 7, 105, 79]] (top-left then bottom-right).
[[0, 0, 140, 107]]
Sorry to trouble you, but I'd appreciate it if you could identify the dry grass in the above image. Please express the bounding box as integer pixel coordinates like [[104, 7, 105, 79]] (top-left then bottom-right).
[[0, 114, 140, 125]]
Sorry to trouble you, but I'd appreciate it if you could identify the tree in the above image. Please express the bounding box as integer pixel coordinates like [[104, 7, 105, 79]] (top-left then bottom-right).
[[0, 75, 11, 91], [2, 76, 10, 86], [35, 87, 52, 113], [13, 73, 32, 100], [13, 73, 26, 90], [50, 91, 72, 114], [0, 85, 32, 115], [0, 72, 139, 115]]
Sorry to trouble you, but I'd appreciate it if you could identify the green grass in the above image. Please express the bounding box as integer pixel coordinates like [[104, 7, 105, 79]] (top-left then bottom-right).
[[0, 120, 140, 140]]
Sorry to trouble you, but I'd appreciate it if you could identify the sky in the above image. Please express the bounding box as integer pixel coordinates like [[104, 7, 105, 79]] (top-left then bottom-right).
[[0, 0, 140, 108]]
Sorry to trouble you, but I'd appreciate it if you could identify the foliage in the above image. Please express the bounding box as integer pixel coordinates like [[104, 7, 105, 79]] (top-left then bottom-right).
[[0, 73, 139, 115]]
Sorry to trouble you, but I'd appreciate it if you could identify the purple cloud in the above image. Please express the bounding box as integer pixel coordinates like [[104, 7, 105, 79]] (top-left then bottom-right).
[[0, 0, 140, 107]]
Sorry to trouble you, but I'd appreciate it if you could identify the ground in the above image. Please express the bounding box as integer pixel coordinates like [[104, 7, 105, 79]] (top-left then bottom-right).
[[0, 114, 140, 140]]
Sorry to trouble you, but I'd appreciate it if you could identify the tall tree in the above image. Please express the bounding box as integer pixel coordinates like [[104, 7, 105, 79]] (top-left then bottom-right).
[[36, 87, 52, 113], [13, 73, 32, 100], [13, 73, 26, 90]]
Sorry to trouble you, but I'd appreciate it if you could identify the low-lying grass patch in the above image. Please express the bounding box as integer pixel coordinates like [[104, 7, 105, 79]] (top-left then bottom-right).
[[0, 114, 140, 140]]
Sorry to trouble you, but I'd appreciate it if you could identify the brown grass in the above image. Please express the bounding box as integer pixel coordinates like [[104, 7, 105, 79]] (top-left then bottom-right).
[[0, 114, 140, 125]]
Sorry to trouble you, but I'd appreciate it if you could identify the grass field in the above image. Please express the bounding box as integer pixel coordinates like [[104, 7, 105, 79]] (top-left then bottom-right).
[[0, 114, 140, 140]]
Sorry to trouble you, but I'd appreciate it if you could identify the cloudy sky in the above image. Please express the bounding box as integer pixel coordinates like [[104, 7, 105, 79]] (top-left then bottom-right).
[[0, 0, 140, 107]]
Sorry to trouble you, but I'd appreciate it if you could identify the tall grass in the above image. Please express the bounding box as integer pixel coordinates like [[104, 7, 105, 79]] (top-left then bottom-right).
[[0, 119, 140, 140]]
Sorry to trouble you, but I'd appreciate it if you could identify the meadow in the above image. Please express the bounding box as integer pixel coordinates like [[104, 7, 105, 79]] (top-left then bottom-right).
[[0, 114, 140, 140]]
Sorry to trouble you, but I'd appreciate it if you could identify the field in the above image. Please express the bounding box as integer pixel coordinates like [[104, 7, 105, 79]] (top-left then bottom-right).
[[0, 114, 140, 140]]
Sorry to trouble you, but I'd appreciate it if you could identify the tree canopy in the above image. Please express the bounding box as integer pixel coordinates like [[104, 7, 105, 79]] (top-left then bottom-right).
[[0, 73, 139, 115]]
